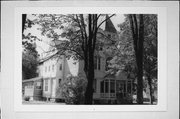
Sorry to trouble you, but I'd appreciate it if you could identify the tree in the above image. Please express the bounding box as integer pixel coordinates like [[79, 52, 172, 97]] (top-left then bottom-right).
[[22, 42, 39, 79], [22, 14, 39, 80], [107, 16, 136, 75], [109, 14, 157, 104], [143, 14, 157, 104], [128, 14, 145, 104], [33, 14, 115, 104]]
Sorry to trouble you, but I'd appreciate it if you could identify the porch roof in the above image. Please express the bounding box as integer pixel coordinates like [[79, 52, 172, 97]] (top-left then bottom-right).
[[104, 73, 116, 79], [104, 71, 134, 80], [22, 77, 43, 83]]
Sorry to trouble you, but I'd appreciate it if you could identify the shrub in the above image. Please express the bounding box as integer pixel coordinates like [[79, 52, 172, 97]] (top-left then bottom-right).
[[116, 93, 133, 104], [56, 75, 87, 104]]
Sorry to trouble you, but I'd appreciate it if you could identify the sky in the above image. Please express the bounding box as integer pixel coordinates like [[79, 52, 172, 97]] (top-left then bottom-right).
[[24, 14, 125, 58]]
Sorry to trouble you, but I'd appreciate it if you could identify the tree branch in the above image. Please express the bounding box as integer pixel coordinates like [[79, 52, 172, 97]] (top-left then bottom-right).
[[97, 14, 115, 30]]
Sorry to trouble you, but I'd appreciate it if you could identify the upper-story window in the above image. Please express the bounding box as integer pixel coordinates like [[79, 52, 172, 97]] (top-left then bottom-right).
[[105, 57, 113, 71], [49, 66, 50, 71], [59, 64, 62, 70], [52, 64, 54, 72], [94, 56, 101, 70], [45, 66, 47, 72]]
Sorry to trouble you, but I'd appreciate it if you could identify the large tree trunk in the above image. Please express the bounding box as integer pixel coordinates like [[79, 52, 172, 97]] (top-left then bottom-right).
[[83, 14, 111, 104], [129, 14, 144, 104], [84, 14, 96, 104], [84, 51, 94, 104], [136, 14, 144, 104]]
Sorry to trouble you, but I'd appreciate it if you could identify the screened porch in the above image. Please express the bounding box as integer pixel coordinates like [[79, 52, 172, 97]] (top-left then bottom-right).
[[99, 79, 133, 100]]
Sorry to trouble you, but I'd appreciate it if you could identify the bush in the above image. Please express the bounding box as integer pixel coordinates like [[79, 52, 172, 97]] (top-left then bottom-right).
[[116, 93, 133, 104], [56, 75, 87, 104]]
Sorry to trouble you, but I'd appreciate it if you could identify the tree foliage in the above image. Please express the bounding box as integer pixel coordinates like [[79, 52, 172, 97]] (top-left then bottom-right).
[[143, 14, 157, 104], [22, 14, 39, 80], [112, 14, 157, 104], [107, 16, 136, 75], [57, 75, 87, 104], [22, 42, 39, 79]]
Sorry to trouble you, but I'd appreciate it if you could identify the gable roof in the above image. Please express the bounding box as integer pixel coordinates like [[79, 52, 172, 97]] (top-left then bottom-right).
[[105, 15, 117, 33]]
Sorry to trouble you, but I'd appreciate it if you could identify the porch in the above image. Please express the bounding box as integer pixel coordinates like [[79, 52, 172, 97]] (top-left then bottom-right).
[[93, 78, 133, 102]]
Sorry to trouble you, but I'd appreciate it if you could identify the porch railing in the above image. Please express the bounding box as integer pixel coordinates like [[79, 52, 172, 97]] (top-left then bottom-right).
[[100, 93, 116, 98]]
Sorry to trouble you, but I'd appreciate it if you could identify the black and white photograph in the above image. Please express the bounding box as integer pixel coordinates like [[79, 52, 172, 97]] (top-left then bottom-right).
[[1, 1, 179, 119], [22, 13, 158, 105]]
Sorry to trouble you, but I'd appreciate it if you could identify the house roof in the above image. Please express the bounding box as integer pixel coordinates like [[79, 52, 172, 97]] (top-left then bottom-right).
[[39, 50, 58, 63], [105, 15, 117, 33], [22, 77, 43, 83], [39, 55, 52, 63]]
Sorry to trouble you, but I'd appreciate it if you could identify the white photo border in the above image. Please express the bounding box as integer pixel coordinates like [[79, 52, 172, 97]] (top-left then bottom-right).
[[14, 6, 167, 112]]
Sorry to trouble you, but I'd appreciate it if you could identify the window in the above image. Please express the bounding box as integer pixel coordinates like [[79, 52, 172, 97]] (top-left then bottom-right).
[[127, 81, 132, 93], [45, 66, 47, 72], [98, 57, 101, 70], [59, 64, 62, 70], [59, 79, 62, 87], [94, 56, 101, 70], [110, 80, 115, 93], [49, 66, 50, 71], [105, 81, 109, 93], [100, 81, 104, 93], [100, 80, 115, 93], [105, 57, 113, 71], [52, 64, 54, 72], [45, 80, 48, 91]]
